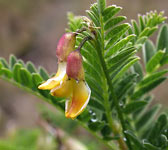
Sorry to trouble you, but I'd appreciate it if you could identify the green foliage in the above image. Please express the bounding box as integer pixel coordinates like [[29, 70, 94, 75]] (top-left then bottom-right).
[[129, 11, 166, 48], [143, 40, 156, 64], [146, 50, 165, 73], [0, 129, 42, 150], [157, 24, 168, 52], [0, 0, 168, 149]]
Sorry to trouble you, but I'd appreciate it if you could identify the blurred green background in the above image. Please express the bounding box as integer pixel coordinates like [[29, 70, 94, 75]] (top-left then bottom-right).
[[0, 0, 168, 149]]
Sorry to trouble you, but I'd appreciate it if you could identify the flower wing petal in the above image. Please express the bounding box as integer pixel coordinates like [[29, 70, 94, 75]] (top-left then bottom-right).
[[65, 80, 91, 119], [50, 79, 73, 98], [38, 62, 67, 90]]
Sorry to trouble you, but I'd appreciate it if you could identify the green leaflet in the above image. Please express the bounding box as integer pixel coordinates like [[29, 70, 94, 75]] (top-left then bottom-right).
[[129, 11, 166, 46], [90, 3, 99, 17], [83, 61, 103, 83], [115, 73, 137, 100], [26, 61, 37, 73], [106, 47, 136, 65], [32, 73, 43, 89], [156, 24, 168, 68], [18, 59, 25, 67], [138, 70, 168, 87], [112, 56, 139, 82], [87, 10, 100, 27], [147, 27, 158, 37], [0, 57, 9, 68], [13, 63, 22, 82], [135, 104, 161, 132], [109, 56, 137, 79], [139, 27, 153, 38], [132, 62, 143, 82], [89, 98, 105, 111], [138, 15, 145, 31], [106, 47, 136, 80], [157, 24, 168, 52], [131, 77, 166, 100], [143, 40, 156, 64], [135, 36, 148, 45], [0, 62, 3, 75], [160, 55, 168, 65], [39, 67, 49, 80], [104, 16, 126, 31], [131, 19, 140, 36], [103, 5, 122, 22], [148, 114, 167, 144], [105, 34, 136, 57], [31, 73, 52, 99], [20, 68, 33, 88], [158, 134, 168, 148], [124, 130, 144, 149], [146, 50, 165, 73], [66, 12, 82, 32], [146, 11, 166, 27], [85, 74, 103, 97], [123, 101, 148, 114], [105, 24, 131, 50], [132, 95, 153, 120], [1, 68, 13, 79], [9, 54, 17, 69], [143, 142, 160, 150], [105, 23, 130, 41], [97, 0, 106, 13]]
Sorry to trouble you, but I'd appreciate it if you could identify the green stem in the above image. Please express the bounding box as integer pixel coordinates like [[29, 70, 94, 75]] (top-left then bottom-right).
[[95, 39, 129, 150], [96, 2, 132, 149], [102, 62, 132, 150], [0, 76, 117, 150]]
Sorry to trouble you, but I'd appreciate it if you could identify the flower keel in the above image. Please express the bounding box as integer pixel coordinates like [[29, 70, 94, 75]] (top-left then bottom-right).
[[65, 80, 91, 119], [50, 79, 73, 98]]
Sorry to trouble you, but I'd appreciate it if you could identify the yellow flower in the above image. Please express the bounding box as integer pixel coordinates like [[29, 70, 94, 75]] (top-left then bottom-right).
[[38, 32, 91, 119], [38, 62, 91, 119], [38, 62, 67, 90]]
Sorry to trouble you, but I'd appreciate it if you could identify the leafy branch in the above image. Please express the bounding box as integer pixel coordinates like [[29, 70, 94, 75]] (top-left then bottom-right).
[[0, 0, 168, 149]]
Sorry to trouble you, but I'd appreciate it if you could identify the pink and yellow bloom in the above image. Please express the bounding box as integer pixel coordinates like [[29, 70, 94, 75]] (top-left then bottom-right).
[[56, 32, 76, 62], [38, 32, 91, 119]]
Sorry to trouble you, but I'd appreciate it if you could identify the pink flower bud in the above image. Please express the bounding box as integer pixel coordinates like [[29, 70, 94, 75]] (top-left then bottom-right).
[[56, 33, 76, 62], [66, 50, 84, 80]]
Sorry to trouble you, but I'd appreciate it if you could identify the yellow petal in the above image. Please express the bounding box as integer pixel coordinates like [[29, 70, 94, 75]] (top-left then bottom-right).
[[50, 79, 73, 98], [38, 62, 67, 90], [65, 80, 91, 119]]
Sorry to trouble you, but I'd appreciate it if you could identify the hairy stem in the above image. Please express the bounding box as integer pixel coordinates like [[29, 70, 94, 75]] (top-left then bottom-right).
[[96, 1, 132, 149], [0, 76, 117, 150], [95, 38, 129, 150]]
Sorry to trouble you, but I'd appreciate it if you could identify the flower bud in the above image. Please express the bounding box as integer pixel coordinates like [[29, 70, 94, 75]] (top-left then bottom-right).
[[56, 32, 76, 62], [66, 50, 84, 80]]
